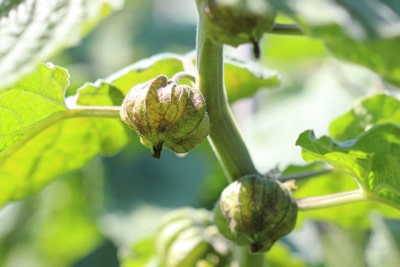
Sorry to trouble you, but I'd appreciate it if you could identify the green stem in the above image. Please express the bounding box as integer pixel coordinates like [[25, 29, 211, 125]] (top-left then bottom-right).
[[68, 105, 121, 117], [196, 16, 258, 181], [270, 23, 303, 36], [296, 190, 366, 210], [278, 168, 332, 182], [171, 71, 196, 84], [240, 249, 266, 267]]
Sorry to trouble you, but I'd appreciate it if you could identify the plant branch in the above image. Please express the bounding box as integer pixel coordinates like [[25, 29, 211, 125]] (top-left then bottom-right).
[[296, 190, 366, 210], [196, 14, 258, 181], [240, 249, 266, 267], [171, 71, 196, 84], [68, 105, 121, 117], [278, 168, 333, 182], [270, 23, 303, 36]]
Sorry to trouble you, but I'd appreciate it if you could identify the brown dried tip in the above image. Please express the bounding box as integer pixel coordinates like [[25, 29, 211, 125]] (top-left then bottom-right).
[[152, 142, 163, 159], [251, 39, 261, 59]]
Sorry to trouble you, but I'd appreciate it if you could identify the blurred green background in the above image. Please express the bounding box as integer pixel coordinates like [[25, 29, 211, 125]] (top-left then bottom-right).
[[1, 1, 400, 266]]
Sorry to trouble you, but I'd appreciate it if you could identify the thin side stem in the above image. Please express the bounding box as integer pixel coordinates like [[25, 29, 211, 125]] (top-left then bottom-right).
[[240, 249, 266, 267], [278, 168, 333, 182], [270, 23, 303, 36], [196, 18, 258, 181], [68, 105, 121, 117], [171, 71, 196, 84], [297, 190, 366, 210]]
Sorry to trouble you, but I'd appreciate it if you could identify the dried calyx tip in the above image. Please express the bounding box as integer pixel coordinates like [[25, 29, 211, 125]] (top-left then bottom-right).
[[152, 142, 163, 159], [251, 38, 261, 59]]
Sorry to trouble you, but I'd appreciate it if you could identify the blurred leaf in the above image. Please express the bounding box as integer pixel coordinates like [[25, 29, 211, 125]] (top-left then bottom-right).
[[103, 52, 280, 103], [261, 13, 327, 68], [296, 124, 400, 210], [106, 53, 187, 95], [266, 241, 306, 267], [317, 223, 367, 267], [324, 37, 400, 87], [366, 214, 400, 266], [120, 237, 158, 267], [263, 29, 327, 68], [33, 173, 104, 266], [0, 171, 104, 267], [269, 0, 400, 86], [0, 0, 123, 88], [0, 0, 23, 15], [0, 63, 128, 207], [263, 36, 326, 69], [224, 53, 280, 102]]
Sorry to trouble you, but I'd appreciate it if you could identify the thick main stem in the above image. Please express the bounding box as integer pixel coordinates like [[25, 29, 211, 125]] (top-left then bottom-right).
[[196, 19, 258, 181]]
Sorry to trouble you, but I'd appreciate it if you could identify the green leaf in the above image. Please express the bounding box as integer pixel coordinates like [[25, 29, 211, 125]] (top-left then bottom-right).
[[121, 237, 158, 267], [323, 37, 400, 87], [269, 0, 400, 86], [293, 94, 400, 224], [262, 32, 327, 68], [0, 171, 105, 267], [266, 241, 306, 267], [0, 117, 127, 206], [296, 124, 400, 210], [76, 82, 125, 106], [0, 63, 127, 207], [0, 50, 279, 206], [0, 0, 123, 88], [106, 53, 187, 95], [0, 63, 69, 153], [329, 94, 400, 141], [33, 173, 104, 266], [100, 52, 280, 103], [224, 53, 280, 102]]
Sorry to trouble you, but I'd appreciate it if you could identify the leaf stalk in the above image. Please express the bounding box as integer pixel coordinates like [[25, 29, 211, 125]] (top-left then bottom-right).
[[297, 190, 366, 210]]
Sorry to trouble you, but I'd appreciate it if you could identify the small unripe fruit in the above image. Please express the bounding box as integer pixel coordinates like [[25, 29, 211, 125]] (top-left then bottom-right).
[[213, 174, 297, 253], [196, 0, 277, 57], [120, 75, 209, 158], [156, 208, 232, 267]]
